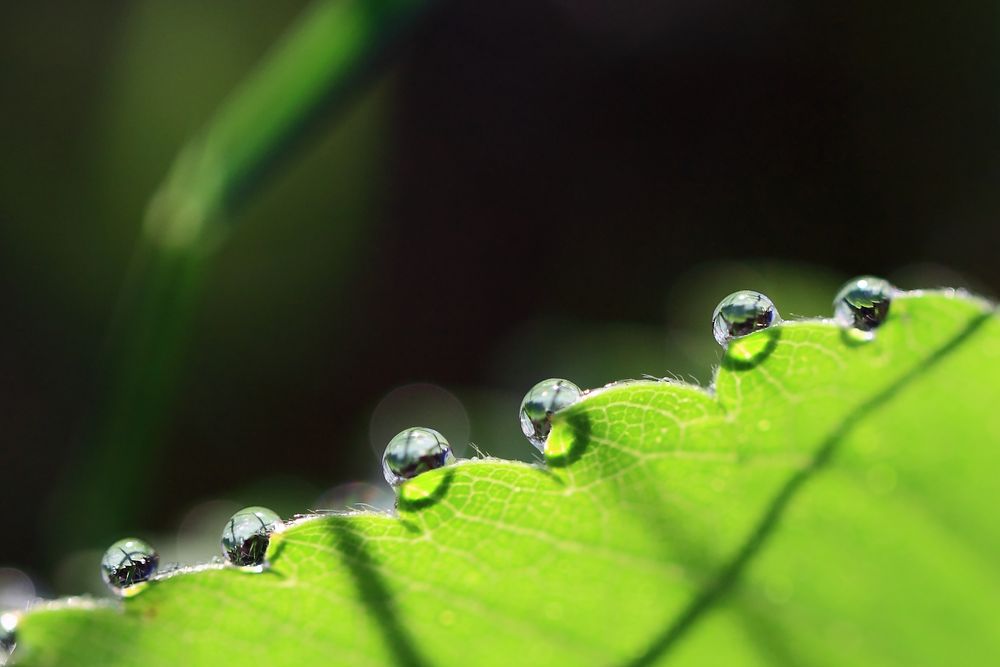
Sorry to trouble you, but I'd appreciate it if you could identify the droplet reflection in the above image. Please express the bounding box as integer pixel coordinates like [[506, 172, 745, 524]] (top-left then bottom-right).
[[382, 427, 456, 487], [0, 612, 17, 664], [100, 538, 159, 596], [712, 290, 780, 346], [221, 506, 283, 568], [519, 379, 582, 451], [833, 276, 896, 334]]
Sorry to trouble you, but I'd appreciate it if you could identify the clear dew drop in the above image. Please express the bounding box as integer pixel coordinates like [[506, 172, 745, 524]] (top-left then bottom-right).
[[221, 506, 283, 568], [518, 378, 582, 451], [100, 538, 159, 595], [833, 276, 896, 333], [712, 290, 780, 347], [0, 612, 17, 664], [382, 427, 456, 487]]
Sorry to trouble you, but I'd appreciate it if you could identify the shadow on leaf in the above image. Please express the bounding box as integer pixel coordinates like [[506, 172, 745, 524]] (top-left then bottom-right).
[[327, 519, 429, 667], [722, 327, 781, 371], [396, 468, 454, 511], [545, 411, 592, 467]]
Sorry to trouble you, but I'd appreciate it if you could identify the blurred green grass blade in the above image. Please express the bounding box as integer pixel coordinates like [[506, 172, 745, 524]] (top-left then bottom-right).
[[56, 0, 428, 552], [145, 0, 423, 248], [21, 291, 1000, 666]]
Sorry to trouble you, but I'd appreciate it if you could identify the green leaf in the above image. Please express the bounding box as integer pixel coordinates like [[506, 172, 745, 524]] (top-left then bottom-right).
[[12, 291, 1000, 666]]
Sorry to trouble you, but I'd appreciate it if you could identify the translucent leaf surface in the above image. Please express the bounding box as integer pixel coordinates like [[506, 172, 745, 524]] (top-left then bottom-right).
[[12, 291, 1000, 666]]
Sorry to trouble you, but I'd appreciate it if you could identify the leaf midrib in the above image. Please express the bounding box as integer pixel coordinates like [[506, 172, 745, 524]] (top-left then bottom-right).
[[625, 306, 996, 666]]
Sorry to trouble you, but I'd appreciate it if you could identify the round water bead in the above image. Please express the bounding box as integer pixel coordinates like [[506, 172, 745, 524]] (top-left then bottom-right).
[[519, 378, 582, 451], [221, 506, 283, 567], [382, 427, 456, 487], [100, 538, 159, 594], [712, 290, 780, 346], [833, 276, 896, 332], [0, 612, 17, 661]]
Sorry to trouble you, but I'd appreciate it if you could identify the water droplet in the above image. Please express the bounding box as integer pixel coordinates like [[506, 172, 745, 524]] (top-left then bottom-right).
[[382, 427, 456, 487], [519, 378, 582, 451], [712, 290, 780, 346], [221, 506, 283, 567], [0, 612, 17, 664], [368, 383, 469, 460], [100, 538, 159, 595], [833, 276, 896, 333]]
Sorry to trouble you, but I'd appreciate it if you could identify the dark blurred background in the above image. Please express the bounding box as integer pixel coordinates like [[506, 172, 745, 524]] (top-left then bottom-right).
[[1, 0, 997, 599]]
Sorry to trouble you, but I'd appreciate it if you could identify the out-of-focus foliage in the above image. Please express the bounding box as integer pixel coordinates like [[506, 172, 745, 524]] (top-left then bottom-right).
[[50, 0, 419, 556]]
